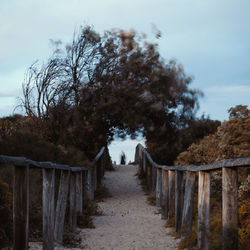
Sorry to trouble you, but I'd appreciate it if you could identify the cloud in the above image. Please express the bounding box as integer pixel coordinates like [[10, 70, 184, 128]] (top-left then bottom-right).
[[204, 85, 250, 94], [198, 84, 250, 121], [0, 105, 16, 117], [0, 0, 250, 122], [0, 89, 21, 98]]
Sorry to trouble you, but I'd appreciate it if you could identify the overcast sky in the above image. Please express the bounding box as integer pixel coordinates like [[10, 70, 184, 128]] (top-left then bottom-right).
[[0, 0, 249, 162]]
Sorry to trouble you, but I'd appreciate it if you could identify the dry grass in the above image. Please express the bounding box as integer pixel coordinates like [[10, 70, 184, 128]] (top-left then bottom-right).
[[147, 194, 156, 206], [94, 186, 112, 202]]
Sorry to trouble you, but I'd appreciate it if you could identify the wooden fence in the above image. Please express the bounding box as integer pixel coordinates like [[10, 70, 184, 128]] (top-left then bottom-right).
[[0, 146, 109, 250], [135, 143, 250, 250]]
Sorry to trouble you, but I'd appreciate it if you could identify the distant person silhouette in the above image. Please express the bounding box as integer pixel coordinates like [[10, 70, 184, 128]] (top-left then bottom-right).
[[120, 151, 126, 165]]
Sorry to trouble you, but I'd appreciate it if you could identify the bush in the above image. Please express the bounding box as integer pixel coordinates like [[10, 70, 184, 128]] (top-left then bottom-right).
[[0, 180, 12, 248], [174, 105, 250, 249]]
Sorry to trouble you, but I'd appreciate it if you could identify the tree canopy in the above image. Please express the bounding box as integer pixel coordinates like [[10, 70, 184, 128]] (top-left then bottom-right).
[[20, 25, 204, 162]]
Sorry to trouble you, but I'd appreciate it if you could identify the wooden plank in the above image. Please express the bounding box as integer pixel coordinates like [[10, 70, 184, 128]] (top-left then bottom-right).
[[151, 166, 157, 195], [168, 170, 175, 219], [101, 152, 105, 177], [86, 168, 94, 200], [13, 165, 29, 250], [138, 150, 143, 176], [2, 147, 250, 172], [93, 146, 105, 163], [175, 171, 184, 232], [43, 168, 55, 250], [143, 153, 147, 175], [96, 160, 101, 188], [156, 168, 162, 207], [147, 163, 152, 193], [54, 170, 70, 243], [142, 155, 147, 185], [93, 164, 97, 191], [83, 170, 88, 207], [161, 169, 169, 219], [198, 171, 210, 250], [222, 167, 238, 250], [136, 144, 250, 172], [76, 172, 83, 214], [69, 172, 77, 231], [181, 171, 196, 238]]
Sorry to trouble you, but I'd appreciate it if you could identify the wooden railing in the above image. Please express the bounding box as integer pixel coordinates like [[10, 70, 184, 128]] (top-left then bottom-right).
[[135, 143, 250, 250], [0, 146, 109, 250]]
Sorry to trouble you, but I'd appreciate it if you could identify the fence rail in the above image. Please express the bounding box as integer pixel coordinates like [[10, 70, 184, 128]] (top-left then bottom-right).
[[135, 143, 250, 250], [0, 146, 109, 250]]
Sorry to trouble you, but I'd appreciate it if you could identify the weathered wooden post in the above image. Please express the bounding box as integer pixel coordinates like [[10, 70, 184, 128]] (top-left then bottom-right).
[[168, 170, 175, 219], [76, 171, 83, 214], [143, 153, 147, 176], [54, 170, 70, 243], [175, 170, 184, 232], [86, 168, 94, 200], [147, 163, 152, 193], [96, 160, 102, 188], [181, 171, 196, 238], [43, 168, 55, 250], [82, 169, 88, 201], [13, 165, 29, 250], [222, 167, 238, 250], [93, 163, 97, 191], [138, 149, 143, 175], [69, 172, 77, 231], [102, 151, 105, 177], [161, 169, 169, 219], [156, 168, 162, 207], [151, 166, 157, 195], [198, 171, 210, 250]]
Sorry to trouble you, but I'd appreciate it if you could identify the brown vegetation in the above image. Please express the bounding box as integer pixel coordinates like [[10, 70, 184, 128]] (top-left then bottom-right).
[[175, 105, 250, 249]]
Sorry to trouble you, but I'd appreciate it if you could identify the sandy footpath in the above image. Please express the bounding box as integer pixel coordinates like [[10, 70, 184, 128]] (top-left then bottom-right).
[[30, 165, 178, 250]]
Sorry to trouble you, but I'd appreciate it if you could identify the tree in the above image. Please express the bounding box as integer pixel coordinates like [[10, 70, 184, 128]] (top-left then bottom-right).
[[21, 25, 202, 161]]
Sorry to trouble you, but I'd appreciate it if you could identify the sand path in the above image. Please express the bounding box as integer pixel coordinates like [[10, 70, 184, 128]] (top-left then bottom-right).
[[80, 164, 178, 250], [30, 165, 178, 249]]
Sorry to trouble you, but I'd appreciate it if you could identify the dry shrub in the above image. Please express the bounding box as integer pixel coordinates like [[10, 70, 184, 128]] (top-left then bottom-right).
[[165, 216, 175, 228], [238, 177, 250, 250], [0, 115, 90, 247], [175, 105, 250, 249], [94, 186, 112, 202], [0, 180, 12, 248], [136, 168, 149, 193], [76, 193, 102, 229], [178, 231, 197, 249], [147, 194, 156, 206]]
